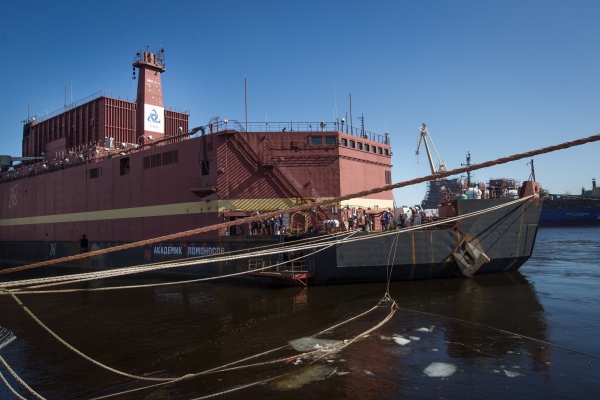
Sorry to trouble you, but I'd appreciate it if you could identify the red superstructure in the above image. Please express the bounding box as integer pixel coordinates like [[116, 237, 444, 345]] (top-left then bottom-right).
[[20, 45, 188, 161], [1, 48, 393, 246]]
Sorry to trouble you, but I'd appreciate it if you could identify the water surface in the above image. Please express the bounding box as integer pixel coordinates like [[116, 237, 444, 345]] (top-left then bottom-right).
[[1, 227, 599, 399]]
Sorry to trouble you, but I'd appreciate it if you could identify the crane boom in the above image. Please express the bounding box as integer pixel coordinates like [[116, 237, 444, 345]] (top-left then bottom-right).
[[415, 123, 448, 175]]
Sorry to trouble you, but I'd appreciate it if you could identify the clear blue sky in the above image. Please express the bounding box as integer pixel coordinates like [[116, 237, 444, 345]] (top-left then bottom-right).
[[2, 0, 599, 206]]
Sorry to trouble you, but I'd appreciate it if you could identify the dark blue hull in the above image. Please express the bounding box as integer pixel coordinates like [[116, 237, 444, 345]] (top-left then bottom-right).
[[540, 198, 600, 226]]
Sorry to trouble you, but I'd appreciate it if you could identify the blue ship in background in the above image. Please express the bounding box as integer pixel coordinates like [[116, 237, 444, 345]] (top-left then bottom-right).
[[540, 178, 600, 226]]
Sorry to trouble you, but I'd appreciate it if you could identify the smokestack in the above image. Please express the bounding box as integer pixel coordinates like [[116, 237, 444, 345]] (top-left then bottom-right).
[[593, 178, 597, 190]]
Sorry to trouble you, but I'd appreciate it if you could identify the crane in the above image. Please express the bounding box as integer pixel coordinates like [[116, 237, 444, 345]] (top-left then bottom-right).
[[416, 123, 448, 175]]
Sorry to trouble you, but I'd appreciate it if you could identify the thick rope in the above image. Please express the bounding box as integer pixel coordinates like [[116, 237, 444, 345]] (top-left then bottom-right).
[[385, 232, 401, 296], [0, 372, 27, 400], [6, 291, 178, 383], [6, 275, 388, 400], [2, 196, 531, 292], [0, 369, 27, 400], [3, 130, 596, 276], [0, 354, 46, 399], [97, 295, 396, 400], [0, 231, 350, 290], [4, 231, 359, 293]]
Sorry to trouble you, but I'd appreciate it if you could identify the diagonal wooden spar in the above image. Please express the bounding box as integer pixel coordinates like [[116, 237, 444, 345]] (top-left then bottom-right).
[[2, 132, 600, 275]]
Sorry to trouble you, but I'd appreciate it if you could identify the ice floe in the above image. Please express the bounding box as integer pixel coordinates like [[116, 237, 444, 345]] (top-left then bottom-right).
[[393, 337, 411, 346], [408, 336, 421, 341], [289, 337, 342, 352], [415, 326, 435, 332], [270, 364, 337, 390], [504, 370, 524, 378], [423, 362, 457, 378]]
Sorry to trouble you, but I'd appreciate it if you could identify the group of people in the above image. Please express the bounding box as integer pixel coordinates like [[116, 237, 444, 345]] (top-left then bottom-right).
[[346, 208, 429, 232], [347, 213, 367, 230], [250, 212, 285, 235], [380, 210, 392, 231]]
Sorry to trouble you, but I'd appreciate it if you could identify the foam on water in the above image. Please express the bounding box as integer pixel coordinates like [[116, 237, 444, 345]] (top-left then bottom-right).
[[270, 364, 336, 391], [408, 336, 420, 341], [424, 362, 457, 378], [289, 337, 342, 352]]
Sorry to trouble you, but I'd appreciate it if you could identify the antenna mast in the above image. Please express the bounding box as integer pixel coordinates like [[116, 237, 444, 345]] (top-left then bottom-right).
[[461, 151, 472, 186]]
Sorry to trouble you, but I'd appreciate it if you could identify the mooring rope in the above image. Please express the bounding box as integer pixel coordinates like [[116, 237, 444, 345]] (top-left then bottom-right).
[[0, 354, 46, 400], [6, 290, 180, 383], [4, 231, 360, 293], [1, 195, 532, 293], [0, 231, 350, 290], [385, 231, 401, 296], [3, 130, 597, 276], [6, 272, 392, 400], [0, 369, 27, 400], [95, 294, 397, 400]]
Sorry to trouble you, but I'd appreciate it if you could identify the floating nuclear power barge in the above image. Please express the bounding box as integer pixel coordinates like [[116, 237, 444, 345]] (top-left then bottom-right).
[[0, 47, 543, 285]]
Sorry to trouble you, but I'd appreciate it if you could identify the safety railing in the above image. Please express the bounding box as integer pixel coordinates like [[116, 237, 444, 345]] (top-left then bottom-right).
[[208, 120, 390, 145]]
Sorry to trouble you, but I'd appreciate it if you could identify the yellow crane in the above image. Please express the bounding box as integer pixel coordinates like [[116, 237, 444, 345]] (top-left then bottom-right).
[[416, 123, 448, 175]]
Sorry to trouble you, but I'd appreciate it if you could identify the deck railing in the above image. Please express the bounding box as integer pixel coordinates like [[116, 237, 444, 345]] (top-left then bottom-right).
[[210, 120, 390, 145]]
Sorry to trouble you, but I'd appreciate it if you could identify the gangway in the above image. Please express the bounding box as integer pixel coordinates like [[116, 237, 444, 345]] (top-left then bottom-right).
[[248, 259, 316, 286]]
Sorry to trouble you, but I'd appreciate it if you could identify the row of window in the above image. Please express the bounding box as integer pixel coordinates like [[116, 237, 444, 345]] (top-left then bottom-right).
[[341, 138, 389, 156], [86, 150, 179, 179], [143, 150, 179, 169], [310, 136, 389, 156], [310, 137, 337, 146]]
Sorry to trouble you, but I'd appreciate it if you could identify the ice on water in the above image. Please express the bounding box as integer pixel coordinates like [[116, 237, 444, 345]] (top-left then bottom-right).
[[504, 369, 524, 377], [393, 336, 411, 346], [289, 337, 342, 352], [424, 362, 458, 378], [270, 364, 337, 390], [416, 326, 435, 332]]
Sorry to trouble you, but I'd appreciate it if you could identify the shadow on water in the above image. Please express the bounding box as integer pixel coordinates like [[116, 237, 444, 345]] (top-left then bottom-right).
[[1, 228, 599, 399]]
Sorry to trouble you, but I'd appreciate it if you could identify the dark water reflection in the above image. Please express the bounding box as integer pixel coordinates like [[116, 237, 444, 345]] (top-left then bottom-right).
[[1, 227, 599, 399]]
